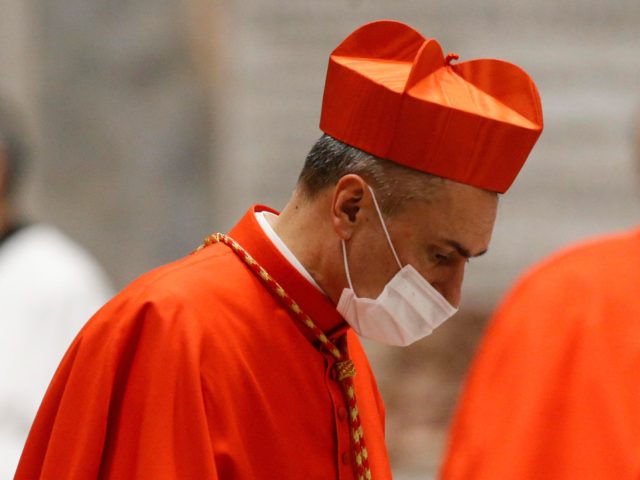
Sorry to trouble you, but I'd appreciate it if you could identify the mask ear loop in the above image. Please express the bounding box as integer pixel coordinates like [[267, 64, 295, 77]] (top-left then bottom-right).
[[367, 185, 403, 269], [341, 240, 355, 291]]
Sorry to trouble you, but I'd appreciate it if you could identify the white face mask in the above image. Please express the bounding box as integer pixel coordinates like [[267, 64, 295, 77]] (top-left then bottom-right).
[[336, 187, 459, 346]]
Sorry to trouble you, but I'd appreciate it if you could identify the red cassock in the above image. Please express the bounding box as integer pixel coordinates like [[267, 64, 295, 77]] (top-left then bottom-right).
[[441, 228, 640, 479], [16, 206, 392, 480]]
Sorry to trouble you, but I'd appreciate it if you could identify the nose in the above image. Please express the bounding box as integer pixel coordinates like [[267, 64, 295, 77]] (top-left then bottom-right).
[[432, 263, 465, 307]]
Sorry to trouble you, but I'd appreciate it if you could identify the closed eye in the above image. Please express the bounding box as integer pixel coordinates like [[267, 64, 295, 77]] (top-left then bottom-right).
[[434, 252, 454, 264], [434, 250, 472, 265]]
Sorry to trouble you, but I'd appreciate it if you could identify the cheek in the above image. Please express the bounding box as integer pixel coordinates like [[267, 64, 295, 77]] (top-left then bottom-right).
[[345, 226, 403, 296], [406, 252, 439, 279], [350, 228, 390, 263]]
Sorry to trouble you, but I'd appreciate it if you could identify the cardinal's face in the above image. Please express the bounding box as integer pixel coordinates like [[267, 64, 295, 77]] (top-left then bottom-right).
[[342, 179, 498, 308]]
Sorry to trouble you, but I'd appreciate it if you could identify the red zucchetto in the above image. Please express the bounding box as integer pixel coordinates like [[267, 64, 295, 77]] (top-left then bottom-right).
[[320, 20, 543, 193]]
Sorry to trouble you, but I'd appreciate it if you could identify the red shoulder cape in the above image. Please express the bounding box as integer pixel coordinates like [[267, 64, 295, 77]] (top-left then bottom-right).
[[16, 206, 391, 480]]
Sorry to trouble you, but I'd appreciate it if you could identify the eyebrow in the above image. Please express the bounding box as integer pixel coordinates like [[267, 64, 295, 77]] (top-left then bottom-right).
[[443, 239, 488, 259]]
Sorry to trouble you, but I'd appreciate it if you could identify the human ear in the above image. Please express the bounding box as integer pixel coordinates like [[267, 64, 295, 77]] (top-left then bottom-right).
[[330, 174, 367, 240]]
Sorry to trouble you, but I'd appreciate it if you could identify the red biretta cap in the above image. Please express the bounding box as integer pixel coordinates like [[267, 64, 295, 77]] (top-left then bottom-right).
[[320, 20, 543, 193]]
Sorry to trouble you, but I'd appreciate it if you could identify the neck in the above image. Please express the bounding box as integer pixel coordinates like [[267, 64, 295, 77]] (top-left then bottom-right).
[[270, 191, 344, 304]]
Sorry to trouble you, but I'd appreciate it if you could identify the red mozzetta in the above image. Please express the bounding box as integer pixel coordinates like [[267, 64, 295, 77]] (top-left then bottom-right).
[[16, 207, 392, 480]]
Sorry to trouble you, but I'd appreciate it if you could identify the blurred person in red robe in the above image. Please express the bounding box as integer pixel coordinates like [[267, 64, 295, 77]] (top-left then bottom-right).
[[441, 117, 640, 479], [0, 98, 113, 479], [16, 20, 543, 480]]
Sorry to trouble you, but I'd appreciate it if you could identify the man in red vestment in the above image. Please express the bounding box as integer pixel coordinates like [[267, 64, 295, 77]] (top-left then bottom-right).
[[441, 123, 640, 479], [16, 20, 543, 479]]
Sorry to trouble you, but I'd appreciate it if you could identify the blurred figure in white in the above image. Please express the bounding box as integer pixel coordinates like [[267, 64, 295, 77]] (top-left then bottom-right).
[[0, 98, 114, 479]]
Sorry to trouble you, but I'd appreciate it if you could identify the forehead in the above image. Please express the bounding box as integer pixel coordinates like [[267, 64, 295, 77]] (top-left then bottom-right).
[[392, 181, 498, 252]]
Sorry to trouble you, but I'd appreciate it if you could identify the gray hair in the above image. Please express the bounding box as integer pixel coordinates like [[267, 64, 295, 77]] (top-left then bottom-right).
[[297, 134, 445, 215]]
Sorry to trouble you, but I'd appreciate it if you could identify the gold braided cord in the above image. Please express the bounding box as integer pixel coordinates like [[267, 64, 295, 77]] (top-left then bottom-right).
[[196, 233, 372, 480]]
